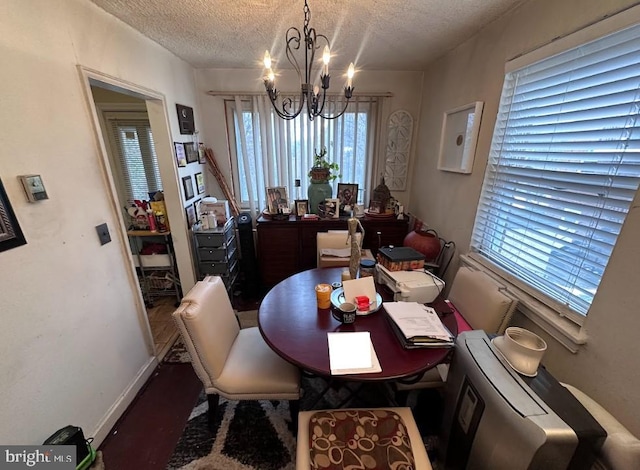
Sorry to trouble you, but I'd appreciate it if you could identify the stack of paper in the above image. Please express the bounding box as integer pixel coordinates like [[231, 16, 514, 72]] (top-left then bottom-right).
[[384, 301, 454, 349], [327, 332, 382, 375]]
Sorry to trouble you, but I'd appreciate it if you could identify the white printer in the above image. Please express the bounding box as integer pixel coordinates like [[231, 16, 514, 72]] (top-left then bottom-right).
[[375, 264, 445, 303]]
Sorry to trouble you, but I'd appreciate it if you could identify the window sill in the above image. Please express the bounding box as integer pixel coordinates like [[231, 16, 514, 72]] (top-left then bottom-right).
[[462, 253, 588, 353]]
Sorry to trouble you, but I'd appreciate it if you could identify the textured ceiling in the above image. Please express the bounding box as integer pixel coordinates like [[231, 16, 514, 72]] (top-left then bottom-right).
[[90, 0, 524, 71]]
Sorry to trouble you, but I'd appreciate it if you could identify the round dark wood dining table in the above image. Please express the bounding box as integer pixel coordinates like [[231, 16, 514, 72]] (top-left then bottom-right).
[[258, 267, 458, 381]]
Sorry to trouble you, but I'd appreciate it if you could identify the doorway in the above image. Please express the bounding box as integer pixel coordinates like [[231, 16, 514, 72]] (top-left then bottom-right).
[[79, 69, 196, 359]]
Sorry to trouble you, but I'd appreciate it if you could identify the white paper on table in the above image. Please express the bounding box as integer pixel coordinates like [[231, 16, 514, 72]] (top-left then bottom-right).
[[327, 331, 382, 375], [342, 276, 377, 307], [320, 248, 351, 258], [384, 301, 453, 342]]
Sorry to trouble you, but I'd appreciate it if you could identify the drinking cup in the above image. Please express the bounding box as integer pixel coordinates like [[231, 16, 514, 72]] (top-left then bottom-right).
[[315, 283, 332, 309], [336, 302, 357, 324]]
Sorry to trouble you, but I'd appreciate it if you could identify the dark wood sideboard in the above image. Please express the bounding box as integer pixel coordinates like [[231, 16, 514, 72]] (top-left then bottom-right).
[[256, 215, 409, 287]]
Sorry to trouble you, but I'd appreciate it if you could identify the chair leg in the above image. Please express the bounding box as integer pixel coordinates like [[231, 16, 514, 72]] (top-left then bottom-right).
[[289, 400, 299, 433], [207, 393, 220, 432]]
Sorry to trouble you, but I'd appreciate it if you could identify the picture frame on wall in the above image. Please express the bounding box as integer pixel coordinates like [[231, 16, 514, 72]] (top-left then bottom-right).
[[0, 178, 27, 253], [195, 172, 205, 194], [266, 186, 289, 214], [182, 175, 195, 201], [295, 199, 309, 217], [437, 101, 484, 174], [198, 145, 207, 164], [185, 203, 197, 228], [174, 142, 187, 167], [184, 142, 198, 164], [193, 198, 202, 220], [176, 104, 195, 135]]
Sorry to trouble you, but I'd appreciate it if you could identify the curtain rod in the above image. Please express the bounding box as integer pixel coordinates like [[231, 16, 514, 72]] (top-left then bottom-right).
[[206, 90, 394, 98]]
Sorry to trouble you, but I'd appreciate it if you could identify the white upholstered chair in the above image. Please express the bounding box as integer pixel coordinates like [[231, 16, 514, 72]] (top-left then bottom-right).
[[172, 276, 301, 430], [316, 231, 362, 268], [396, 265, 518, 392], [296, 407, 432, 470], [562, 383, 640, 470]]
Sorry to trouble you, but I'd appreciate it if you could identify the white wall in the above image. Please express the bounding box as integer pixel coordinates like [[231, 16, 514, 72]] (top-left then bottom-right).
[[411, 0, 640, 435], [0, 0, 200, 445], [194, 69, 424, 209]]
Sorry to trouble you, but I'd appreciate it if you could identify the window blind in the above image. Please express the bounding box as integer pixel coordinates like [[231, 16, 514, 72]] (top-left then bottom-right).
[[109, 120, 162, 202], [471, 22, 640, 317]]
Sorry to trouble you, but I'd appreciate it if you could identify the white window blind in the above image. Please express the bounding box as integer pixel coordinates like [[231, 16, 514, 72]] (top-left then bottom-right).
[[109, 120, 162, 202], [227, 95, 378, 214], [471, 22, 640, 318]]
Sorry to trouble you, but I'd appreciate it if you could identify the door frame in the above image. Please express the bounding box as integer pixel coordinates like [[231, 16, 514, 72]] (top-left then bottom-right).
[[77, 65, 195, 356]]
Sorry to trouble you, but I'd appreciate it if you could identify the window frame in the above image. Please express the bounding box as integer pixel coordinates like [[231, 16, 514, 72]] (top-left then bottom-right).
[[101, 109, 161, 207], [468, 5, 640, 348], [224, 96, 379, 213]]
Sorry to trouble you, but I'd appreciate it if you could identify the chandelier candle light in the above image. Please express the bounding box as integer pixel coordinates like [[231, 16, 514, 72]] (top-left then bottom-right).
[[262, 0, 355, 121]]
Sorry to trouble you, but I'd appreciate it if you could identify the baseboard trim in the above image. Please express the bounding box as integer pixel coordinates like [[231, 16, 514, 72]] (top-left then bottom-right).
[[89, 356, 159, 447]]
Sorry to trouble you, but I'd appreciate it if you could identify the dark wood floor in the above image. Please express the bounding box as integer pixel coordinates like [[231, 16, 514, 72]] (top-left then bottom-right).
[[99, 363, 202, 470], [99, 290, 262, 469]]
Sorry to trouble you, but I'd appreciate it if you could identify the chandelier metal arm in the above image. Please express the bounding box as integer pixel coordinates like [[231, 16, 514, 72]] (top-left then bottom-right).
[[285, 27, 303, 85], [263, 0, 355, 121]]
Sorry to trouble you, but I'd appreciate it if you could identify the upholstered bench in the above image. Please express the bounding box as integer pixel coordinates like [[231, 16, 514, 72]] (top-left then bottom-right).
[[296, 407, 432, 469]]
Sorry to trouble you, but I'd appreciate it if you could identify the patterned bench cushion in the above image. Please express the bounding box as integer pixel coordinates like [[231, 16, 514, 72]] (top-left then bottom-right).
[[308, 409, 416, 469]]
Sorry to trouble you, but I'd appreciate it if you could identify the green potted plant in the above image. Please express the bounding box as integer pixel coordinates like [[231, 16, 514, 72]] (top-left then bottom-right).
[[308, 147, 340, 182], [307, 147, 340, 215]]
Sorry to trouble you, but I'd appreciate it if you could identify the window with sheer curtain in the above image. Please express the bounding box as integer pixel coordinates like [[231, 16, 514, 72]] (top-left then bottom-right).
[[471, 22, 640, 319], [226, 95, 379, 214]]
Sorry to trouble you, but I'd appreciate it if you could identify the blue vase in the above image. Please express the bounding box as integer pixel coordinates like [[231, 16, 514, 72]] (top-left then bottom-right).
[[308, 180, 332, 214]]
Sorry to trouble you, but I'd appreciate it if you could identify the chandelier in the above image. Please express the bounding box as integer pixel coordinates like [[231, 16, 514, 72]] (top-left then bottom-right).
[[262, 0, 355, 121]]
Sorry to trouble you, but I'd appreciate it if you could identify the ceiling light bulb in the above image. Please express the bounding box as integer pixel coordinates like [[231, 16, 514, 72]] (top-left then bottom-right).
[[314, 85, 320, 96], [322, 46, 330, 65], [347, 63, 355, 87], [268, 69, 275, 82], [263, 50, 272, 69]]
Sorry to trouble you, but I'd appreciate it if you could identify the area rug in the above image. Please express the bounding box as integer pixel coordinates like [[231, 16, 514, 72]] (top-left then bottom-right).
[[164, 309, 441, 469], [166, 374, 441, 470]]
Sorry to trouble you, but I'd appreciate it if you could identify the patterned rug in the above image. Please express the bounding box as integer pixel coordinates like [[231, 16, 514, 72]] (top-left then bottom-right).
[[164, 310, 442, 469]]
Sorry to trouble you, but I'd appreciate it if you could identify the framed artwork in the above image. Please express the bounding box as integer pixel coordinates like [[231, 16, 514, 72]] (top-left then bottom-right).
[[182, 175, 194, 201], [324, 198, 340, 218], [184, 142, 198, 164], [176, 104, 195, 135], [193, 198, 202, 220], [185, 203, 197, 228], [174, 142, 187, 167], [198, 145, 207, 164], [195, 172, 205, 194], [266, 186, 289, 214], [437, 101, 484, 174], [295, 199, 309, 217], [0, 178, 27, 253], [337, 183, 358, 209]]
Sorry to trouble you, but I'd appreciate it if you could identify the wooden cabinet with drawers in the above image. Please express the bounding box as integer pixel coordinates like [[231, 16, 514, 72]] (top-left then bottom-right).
[[256, 215, 409, 288], [193, 218, 238, 293]]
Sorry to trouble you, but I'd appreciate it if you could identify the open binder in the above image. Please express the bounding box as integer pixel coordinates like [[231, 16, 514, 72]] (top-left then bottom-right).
[[384, 301, 454, 349]]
